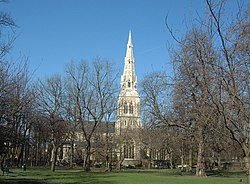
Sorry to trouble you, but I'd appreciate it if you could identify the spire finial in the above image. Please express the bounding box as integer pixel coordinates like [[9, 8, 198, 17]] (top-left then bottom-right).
[[128, 30, 132, 47]]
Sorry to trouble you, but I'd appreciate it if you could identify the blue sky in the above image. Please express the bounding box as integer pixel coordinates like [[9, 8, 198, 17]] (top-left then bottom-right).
[[1, 0, 218, 80]]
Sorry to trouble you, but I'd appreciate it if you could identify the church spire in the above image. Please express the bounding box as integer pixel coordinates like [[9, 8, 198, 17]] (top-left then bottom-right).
[[121, 31, 137, 90], [116, 31, 141, 164], [125, 30, 133, 63]]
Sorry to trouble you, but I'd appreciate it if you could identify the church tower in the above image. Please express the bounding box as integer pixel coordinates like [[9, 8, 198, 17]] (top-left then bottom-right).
[[116, 31, 141, 165]]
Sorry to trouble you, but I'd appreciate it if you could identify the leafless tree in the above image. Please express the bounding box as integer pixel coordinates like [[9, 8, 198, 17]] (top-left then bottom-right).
[[29, 114, 51, 166], [35, 75, 70, 172], [0, 59, 35, 168], [163, 0, 249, 177], [65, 58, 118, 171], [0, 2, 38, 169], [204, 0, 250, 181], [172, 26, 220, 176], [0, 1, 16, 59]]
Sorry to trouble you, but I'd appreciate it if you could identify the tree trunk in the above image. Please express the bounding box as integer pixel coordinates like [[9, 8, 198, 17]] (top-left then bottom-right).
[[188, 147, 193, 172], [116, 159, 123, 170], [180, 148, 185, 171], [17, 144, 24, 167], [50, 144, 57, 172], [169, 151, 173, 169], [196, 137, 206, 177], [84, 140, 91, 172], [115, 149, 124, 170], [218, 156, 221, 170], [244, 156, 250, 184], [147, 156, 152, 169], [23, 143, 27, 170], [70, 142, 74, 168]]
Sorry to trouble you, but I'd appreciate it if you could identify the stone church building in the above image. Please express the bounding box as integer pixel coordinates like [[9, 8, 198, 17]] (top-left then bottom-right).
[[115, 31, 142, 166], [60, 31, 169, 168]]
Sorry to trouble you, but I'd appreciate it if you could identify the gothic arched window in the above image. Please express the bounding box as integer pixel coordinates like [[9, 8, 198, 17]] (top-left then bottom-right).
[[129, 102, 133, 114], [123, 140, 135, 159], [124, 102, 128, 114], [129, 120, 132, 126]]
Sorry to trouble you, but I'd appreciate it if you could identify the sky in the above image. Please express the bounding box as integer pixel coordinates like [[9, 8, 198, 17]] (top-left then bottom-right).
[[1, 0, 233, 81]]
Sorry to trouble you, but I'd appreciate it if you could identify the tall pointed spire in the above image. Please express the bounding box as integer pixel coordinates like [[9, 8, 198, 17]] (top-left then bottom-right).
[[125, 30, 133, 62], [116, 31, 141, 165], [121, 31, 137, 90]]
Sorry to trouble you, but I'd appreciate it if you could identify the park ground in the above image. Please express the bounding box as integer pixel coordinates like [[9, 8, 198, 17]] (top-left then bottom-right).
[[0, 167, 247, 184]]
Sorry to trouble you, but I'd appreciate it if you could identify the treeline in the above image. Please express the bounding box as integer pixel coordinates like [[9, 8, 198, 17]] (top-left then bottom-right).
[[0, 3, 119, 173], [0, 2, 119, 172], [0, 58, 118, 172], [141, 0, 249, 178]]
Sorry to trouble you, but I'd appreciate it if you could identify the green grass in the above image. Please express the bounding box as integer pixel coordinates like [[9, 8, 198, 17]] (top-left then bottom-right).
[[0, 167, 247, 184]]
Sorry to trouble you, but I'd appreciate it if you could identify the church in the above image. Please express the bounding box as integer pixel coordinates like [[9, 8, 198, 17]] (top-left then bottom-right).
[[115, 31, 142, 166], [60, 31, 169, 168]]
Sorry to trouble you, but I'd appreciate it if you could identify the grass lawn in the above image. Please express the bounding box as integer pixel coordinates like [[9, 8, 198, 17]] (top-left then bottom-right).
[[0, 167, 247, 184]]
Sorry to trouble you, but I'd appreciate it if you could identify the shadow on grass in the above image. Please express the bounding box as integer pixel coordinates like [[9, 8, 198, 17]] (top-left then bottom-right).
[[206, 170, 246, 178], [0, 171, 117, 184], [3, 168, 245, 184], [0, 177, 47, 184], [45, 171, 116, 184]]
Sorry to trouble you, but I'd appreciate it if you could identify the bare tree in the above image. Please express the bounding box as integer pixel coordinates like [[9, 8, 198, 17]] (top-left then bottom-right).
[[30, 114, 51, 166], [65, 58, 118, 171], [0, 2, 38, 170], [205, 0, 250, 182], [0, 59, 35, 169], [173, 27, 220, 176], [141, 71, 199, 171], [141, 72, 176, 127], [0, 1, 16, 59], [35, 75, 69, 172], [163, 0, 249, 177]]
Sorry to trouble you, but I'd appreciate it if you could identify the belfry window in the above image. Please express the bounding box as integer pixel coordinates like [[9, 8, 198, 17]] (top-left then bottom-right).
[[128, 82, 131, 88], [124, 102, 128, 114], [129, 102, 133, 114]]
